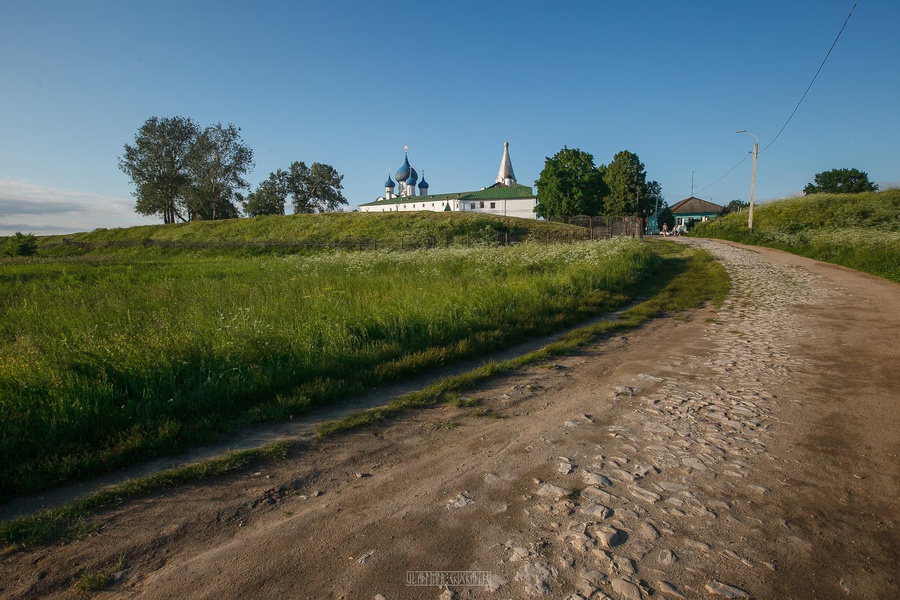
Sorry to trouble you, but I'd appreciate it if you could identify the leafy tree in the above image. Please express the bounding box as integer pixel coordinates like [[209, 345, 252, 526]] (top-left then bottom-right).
[[641, 180, 664, 221], [603, 150, 647, 218], [284, 161, 347, 214], [119, 116, 199, 223], [185, 123, 254, 220], [5, 232, 38, 256], [243, 174, 287, 217], [804, 168, 878, 195], [603, 150, 664, 237], [534, 147, 608, 218], [657, 206, 675, 231], [722, 199, 750, 215]]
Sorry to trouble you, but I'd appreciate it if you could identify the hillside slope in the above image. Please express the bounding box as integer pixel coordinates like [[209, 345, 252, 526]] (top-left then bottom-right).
[[32, 212, 582, 248], [691, 189, 900, 282]]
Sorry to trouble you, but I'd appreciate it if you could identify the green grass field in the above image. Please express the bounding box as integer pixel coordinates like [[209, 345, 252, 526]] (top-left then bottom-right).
[[0, 238, 659, 499], [691, 189, 900, 282]]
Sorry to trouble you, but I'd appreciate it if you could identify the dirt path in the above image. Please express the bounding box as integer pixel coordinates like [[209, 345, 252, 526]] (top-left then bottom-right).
[[2, 239, 899, 599]]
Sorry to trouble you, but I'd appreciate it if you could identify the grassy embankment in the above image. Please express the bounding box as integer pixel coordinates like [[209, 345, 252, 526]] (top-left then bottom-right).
[[1, 235, 656, 500], [0, 240, 729, 550], [16, 211, 585, 256], [691, 188, 900, 282]]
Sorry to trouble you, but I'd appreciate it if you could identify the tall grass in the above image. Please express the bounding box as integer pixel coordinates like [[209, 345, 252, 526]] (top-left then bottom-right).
[[691, 189, 900, 282], [0, 239, 657, 498]]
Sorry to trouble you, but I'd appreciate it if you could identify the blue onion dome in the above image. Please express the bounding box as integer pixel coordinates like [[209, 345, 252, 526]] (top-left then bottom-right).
[[385, 172, 395, 188], [418, 171, 429, 190], [406, 166, 418, 185], [395, 154, 412, 182]]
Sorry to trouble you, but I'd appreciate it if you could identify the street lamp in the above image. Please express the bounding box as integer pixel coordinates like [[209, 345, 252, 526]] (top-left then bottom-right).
[[736, 130, 758, 232]]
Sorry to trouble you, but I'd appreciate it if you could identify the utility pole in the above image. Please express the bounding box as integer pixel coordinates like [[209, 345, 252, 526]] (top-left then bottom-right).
[[654, 191, 660, 235], [691, 171, 696, 197], [749, 141, 758, 231], [637, 185, 642, 240], [737, 130, 759, 232]]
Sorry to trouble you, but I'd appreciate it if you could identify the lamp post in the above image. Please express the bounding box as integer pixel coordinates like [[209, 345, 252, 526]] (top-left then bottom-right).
[[654, 189, 660, 235], [736, 130, 758, 231]]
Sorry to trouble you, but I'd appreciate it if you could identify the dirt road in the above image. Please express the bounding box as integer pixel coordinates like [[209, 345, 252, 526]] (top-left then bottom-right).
[[2, 239, 899, 599]]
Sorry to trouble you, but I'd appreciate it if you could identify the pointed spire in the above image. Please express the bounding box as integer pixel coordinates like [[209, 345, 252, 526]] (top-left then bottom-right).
[[495, 141, 516, 185]]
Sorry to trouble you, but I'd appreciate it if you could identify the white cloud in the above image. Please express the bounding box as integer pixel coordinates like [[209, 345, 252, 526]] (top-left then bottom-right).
[[0, 180, 159, 236]]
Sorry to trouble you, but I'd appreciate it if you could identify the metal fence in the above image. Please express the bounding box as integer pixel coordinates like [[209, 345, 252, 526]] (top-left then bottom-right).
[[546, 215, 644, 239]]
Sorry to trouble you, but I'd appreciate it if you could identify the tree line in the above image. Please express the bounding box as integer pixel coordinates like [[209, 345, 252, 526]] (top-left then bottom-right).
[[534, 148, 666, 229], [804, 168, 878, 195], [119, 116, 347, 223]]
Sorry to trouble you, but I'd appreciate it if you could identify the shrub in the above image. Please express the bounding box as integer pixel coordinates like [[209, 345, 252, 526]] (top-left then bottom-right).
[[5, 232, 38, 256]]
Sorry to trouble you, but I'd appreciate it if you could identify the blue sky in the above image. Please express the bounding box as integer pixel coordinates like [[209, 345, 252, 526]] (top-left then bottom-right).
[[1, 0, 897, 235]]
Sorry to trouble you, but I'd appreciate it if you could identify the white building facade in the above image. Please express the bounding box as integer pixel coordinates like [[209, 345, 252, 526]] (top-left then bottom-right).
[[359, 142, 538, 219]]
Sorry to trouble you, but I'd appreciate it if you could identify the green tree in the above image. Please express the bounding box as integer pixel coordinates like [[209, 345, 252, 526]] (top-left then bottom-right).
[[185, 123, 254, 220], [641, 180, 664, 221], [119, 116, 199, 223], [722, 199, 750, 215], [5, 232, 38, 256], [243, 174, 287, 217], [534, 147, 608, 218], [603, 150, 647, 218], [657, 206, 675, 231], [284, 161, 347, 214], [804, 168, 878, 195]]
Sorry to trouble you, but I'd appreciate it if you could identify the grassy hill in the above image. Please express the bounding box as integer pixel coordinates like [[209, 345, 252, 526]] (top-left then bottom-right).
[[691, 189, 900, 282], [23, 211, 584, 254]]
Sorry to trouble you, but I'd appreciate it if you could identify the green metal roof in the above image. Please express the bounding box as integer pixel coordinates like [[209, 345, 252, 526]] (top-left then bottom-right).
[[359, 183, 535, 207], [461, 183, 535, 200], [359, 193, 465, 207]]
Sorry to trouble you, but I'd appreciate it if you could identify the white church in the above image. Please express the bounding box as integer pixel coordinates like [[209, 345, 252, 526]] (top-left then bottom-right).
[[358, 142, 538, 220]]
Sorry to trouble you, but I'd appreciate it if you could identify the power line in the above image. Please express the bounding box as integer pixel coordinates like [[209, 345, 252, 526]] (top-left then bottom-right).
[[760, 0, 861, 153], [691, 0, 860, 197], [698, 153, 751, 194]]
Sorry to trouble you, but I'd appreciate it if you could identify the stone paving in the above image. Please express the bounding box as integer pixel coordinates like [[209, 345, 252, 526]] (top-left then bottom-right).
[[485, 239, 835, 599]]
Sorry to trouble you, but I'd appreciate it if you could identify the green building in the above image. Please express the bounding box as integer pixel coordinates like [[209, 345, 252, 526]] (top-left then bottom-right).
[[669, 196, 723, 230]]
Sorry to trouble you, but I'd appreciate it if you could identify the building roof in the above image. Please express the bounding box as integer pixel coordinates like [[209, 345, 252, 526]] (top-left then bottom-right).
[[359, 193, 464, 207], [464, 182, 534, 199], [495, 141, 516, 184], [359, 183, 535, 207], [669, 196, 723, 215]]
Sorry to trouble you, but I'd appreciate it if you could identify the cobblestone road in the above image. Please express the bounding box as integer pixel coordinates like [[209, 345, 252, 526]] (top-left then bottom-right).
[[495, 239, 892, 599]]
